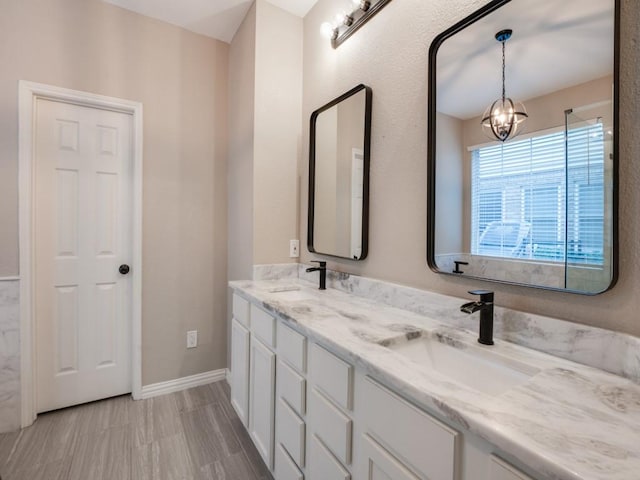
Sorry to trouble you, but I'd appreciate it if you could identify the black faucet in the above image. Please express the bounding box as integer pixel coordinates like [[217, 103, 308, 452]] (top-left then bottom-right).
[[306, 261, 327, 290], [460, 290, 494, 345], [453, 260, 469, 274]]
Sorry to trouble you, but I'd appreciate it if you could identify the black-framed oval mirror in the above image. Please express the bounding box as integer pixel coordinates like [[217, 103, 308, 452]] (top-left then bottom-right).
[[427, 0, 619, 294], [308, 84, 372, 260]]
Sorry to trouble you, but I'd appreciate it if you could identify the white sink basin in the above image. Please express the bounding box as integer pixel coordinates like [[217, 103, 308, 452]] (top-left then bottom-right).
[[387, 335, 539, 396], [268, 287, 317, 302]]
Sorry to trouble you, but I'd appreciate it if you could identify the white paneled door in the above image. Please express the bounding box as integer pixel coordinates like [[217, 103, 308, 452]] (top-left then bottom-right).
[[35, 99, 133, 413]]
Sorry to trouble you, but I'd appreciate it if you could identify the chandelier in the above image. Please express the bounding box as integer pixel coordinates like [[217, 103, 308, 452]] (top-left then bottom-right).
[[481, 29, 528, 142]]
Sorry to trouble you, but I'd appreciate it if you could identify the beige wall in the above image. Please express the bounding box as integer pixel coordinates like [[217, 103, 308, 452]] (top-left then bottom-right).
[[254, 0, 303, 264], [0, 0, 229, 385], [228, 2, 257, 284], [301, 0, 640, 336], [227, 0, 302, 271]]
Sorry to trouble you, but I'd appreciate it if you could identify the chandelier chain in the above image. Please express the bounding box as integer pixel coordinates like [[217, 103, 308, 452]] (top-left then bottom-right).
[[501, 40, 506, 102]]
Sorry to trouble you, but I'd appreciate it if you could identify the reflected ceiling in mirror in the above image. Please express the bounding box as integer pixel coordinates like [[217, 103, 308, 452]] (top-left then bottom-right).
[[427, 0, 619, 294], [308, 84, 372, 260]]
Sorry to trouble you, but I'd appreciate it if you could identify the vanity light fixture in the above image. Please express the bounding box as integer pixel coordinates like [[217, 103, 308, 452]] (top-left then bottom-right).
[[481, 29, 528, 142], [320, 0, 392, 48]]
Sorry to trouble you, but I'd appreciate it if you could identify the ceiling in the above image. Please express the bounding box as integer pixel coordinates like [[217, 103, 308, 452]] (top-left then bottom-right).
[[102, 0, 320, 43], [437, 0, 614, 120]]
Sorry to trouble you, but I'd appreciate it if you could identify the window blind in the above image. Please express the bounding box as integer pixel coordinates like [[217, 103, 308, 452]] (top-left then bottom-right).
[[471, 123, 604, 264]]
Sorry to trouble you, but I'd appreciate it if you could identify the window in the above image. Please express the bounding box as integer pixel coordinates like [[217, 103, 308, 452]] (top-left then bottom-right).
[[471, 123, 604, 264]]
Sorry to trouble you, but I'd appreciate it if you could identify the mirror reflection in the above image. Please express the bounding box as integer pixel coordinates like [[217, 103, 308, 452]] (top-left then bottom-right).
[[428, 0, 617, 293], [308, 85, 372, 260]]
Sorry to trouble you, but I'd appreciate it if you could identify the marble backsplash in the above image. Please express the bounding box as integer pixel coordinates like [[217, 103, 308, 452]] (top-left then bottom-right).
[[254, 263, 640, 383], [0, 279, 20, 433]]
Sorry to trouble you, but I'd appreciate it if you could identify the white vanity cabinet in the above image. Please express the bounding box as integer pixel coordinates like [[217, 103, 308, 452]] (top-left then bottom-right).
[[230, 291, 544, 480]]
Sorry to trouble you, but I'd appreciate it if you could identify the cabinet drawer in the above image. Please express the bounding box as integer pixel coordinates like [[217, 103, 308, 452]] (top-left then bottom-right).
[[278, 322, 307, 373], [489, 455, 535, 480], [276, 444, 304, 480], [361, 376, 458, 480], [361, 434, 420, 480], [308, 434, 350, 480], [277, 398, 306, 468], [232, 294, 250, 327], [250, 304, 276, 348], [310, 344, 353, 411], [309, 388, 352, 465], [278, 360, 306, 416]]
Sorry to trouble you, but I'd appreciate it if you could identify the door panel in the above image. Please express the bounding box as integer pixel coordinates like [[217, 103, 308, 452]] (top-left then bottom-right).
[[231, 318, 251, 426], [35, 99, 133, 412], [249, 336, 276, 469]]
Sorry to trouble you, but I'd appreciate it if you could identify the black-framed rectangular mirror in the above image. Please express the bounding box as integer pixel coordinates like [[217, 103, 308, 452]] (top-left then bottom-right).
[[427, 0, 619, 294], [308, 84, 372, 260]]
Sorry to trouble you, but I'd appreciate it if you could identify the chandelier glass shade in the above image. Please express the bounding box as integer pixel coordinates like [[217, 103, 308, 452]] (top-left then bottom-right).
[[481, 29, 528, 142]]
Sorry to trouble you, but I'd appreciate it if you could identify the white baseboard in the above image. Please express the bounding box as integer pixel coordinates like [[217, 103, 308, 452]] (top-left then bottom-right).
[[140, 369, 227, 399], [225, 368, 231, 385]]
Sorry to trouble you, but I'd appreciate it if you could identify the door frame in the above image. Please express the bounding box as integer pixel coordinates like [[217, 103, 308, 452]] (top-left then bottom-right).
[[18, 81, 143, 427]]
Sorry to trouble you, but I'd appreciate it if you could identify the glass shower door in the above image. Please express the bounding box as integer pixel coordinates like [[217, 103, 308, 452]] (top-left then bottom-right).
[[564, 103, 613, 292]]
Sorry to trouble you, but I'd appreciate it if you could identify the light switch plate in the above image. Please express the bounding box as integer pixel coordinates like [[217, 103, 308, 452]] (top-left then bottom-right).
[[289, 239, 300, 258]]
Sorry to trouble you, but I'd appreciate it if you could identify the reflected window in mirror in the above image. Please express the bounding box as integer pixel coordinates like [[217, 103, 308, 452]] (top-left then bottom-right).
[[427, 0, 619, 294], [308, 84, 372, 260]]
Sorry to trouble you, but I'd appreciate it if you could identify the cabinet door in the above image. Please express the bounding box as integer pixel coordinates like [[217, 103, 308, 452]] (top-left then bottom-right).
[[361, 434, 420, 480], [249, 336, 276, 470], [230, 318, 250, 426]]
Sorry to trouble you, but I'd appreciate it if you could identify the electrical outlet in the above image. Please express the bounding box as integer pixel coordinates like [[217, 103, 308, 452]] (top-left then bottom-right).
[[289, 239, 300, 258], [187, 330, 198, 349]]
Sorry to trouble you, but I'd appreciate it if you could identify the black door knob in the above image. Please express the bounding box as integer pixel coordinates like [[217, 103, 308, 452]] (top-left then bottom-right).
[[119, 264, 130, 275]]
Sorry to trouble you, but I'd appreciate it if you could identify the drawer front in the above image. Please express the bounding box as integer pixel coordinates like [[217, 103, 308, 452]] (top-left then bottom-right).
[[232, 294, 250, 327], [278, 322, 307, 373], [309, 388, 352, 465], [277, 398, 306, 468], [250, 304, 276, 348], [275, 444, 304, 480], [489, 456, 535, 480], [278, 360, 306, 416], [310, 344, 353, 411], [308, 434, 350, 480], [361, 376, 458, 480], [361, 434, 420, 480]]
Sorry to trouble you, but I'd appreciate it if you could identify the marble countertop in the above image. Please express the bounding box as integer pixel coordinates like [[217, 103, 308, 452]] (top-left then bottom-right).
[[230, 278, 640, 480]]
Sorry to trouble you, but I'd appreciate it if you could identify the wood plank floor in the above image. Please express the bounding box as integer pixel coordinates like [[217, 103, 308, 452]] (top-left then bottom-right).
[[0, 381, 273, 480]]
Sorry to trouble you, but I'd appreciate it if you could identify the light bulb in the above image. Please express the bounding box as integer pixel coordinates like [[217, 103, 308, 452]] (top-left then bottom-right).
[[336, 11, 353, 26], [320, 22, 335, 39], [352, 0, 370, 11]]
